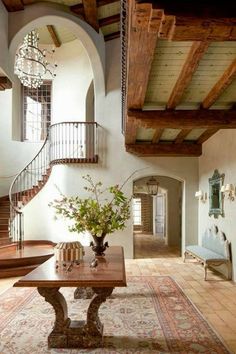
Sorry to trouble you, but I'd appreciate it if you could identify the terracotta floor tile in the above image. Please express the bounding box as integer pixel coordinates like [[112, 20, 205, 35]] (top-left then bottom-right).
[[0, 233, 235, 352]]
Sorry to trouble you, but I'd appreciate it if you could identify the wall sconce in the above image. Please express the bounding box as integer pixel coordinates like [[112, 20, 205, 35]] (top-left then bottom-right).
[[221, 184, 235, 201], [195, 190, 207, 203]]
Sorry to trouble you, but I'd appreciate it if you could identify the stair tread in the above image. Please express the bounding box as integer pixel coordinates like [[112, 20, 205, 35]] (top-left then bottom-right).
[[0, 264, 36, 270], [0, 265, 37, 278]]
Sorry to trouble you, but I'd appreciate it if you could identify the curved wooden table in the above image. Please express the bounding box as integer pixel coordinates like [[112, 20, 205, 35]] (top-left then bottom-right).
[[14, 246, 126, 349]]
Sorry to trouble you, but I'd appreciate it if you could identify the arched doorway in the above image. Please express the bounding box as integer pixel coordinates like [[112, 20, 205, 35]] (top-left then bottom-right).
[[133, 175, 182, 258]]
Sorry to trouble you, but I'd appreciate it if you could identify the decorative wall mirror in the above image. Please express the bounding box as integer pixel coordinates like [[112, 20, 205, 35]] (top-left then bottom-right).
[[209, 169, 225, 218]]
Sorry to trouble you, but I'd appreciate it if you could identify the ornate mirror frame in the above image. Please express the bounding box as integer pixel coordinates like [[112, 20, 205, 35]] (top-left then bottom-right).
[[209, 169, 225, 218]]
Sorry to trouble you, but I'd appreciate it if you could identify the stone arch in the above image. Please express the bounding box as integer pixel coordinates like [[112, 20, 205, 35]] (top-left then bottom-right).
[[8, 3, 105, 101], [8, 3, 105, 139], [132, 170, 185, 256], [86, 80, 95, 123]]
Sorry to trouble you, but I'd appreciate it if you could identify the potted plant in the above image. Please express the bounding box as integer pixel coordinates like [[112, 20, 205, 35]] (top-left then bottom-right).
[[49, 175, 131, 256]]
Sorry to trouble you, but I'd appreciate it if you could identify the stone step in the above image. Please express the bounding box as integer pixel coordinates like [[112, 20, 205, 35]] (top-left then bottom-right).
[[0, 265, 37, 278], [0, 237, 12, 246], [0, 224, 8, 231]]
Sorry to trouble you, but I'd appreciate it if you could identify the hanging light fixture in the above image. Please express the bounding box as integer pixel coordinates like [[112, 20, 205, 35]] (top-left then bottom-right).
[[14, 29, 57, 89], [146, 176, 159, 196]]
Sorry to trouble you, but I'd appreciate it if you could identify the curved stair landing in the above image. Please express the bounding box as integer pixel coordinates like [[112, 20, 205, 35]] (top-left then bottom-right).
[[0, 241, 55, 278]]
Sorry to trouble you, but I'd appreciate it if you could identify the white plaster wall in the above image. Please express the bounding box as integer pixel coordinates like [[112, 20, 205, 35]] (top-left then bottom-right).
[[154, 177, 182, 248], [24, 38, 199, 259], [51, 40, 93, 123], [0, 1, 9, 76], [199, 130, 236, 280], [0, 90, 41, 196]]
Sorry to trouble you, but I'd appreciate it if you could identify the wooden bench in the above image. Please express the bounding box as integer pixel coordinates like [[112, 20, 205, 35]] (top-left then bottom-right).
[[184, 226, 232, 280]]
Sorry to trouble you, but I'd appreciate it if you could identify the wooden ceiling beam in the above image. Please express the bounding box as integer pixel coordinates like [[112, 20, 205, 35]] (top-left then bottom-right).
[[125, 119, 137, 145], [47, 25, 61, 48], [70, 4, 84, 17], [0, 77, 12, 90], [202, 58, 236, 109], [152, 128, 164, 143], [1, 0, 24, 11], [174, 129, 191, 144], [171, 17, 236, 41], [71, 0, 118, 13], [196, 128, 219, 144], [82, 0, 99, 32], [126, 1, 163, 110], [128, 109, 236, 129], [99, 13, 120, 27], [151, 1, 236, 41], [97, 0, 119, 6], [104, 31, 120, 41], [138, 1, 236, 19], [126, 143, 202, 157], [167, 41, 210, 109]]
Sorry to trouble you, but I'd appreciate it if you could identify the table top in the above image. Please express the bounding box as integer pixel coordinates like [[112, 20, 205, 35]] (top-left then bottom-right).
[[14, 246, 126, 288]]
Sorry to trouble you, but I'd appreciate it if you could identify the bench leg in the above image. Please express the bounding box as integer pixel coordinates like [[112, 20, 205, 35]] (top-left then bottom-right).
[[227, 262, 232, 280], [204, 263, 208, 281], [183, 251, 187, 263]]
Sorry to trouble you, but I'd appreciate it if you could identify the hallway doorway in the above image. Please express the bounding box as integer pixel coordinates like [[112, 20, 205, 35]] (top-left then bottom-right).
[[133, 176, 182, 258], [134, 233, 179, 258]]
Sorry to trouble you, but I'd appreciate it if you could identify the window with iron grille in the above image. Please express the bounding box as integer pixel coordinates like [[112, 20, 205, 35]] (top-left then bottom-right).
[[23, 81, 52, 142]]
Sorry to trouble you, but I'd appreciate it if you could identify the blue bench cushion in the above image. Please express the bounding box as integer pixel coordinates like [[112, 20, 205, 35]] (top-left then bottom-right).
[[186, 245, 226, 262]]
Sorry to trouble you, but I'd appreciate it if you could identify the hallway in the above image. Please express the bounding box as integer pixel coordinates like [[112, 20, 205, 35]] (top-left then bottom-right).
[[134, 232, 180, 258]]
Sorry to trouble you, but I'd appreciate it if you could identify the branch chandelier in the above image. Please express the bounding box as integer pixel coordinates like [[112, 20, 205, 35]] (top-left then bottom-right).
[[14, 29, 57, 89]]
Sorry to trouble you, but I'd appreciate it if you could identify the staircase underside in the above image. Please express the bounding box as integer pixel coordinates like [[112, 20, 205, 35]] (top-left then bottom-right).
[[51, 156, 98, 165], [0, 240, 55, 278]]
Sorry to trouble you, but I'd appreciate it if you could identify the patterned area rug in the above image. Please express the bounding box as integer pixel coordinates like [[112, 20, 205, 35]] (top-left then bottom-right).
[[0, 276, 230, 353]]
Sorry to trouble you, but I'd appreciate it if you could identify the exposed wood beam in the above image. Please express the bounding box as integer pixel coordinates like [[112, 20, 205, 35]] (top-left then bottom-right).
[[126, 143, 202, 157], [126, 1, 163, 109], [141, 1, 236, 19], [152, 128, 164, 143], [174, 129, 191, 144], [47, 25, 61, 48], [130, 3, 236, 41], [128, 109, 236, 129], [0, 77, 12, 90], [97, 0, 119, 6], [99, 13, 120, 27], [1, 0, 24, 11], [125, 119, 137, 144], [167, 41, 210, 109], [104, 31, 120, 41], [147, 1, 236, 41], [71, 0, 118, 15], [70, 4, 84, 17], [82, 0, 99, 32], [172, 17, 236, 41], [21, 0, 35, 4], [196, 128, 219, 144], [202, 58, 236, 109]]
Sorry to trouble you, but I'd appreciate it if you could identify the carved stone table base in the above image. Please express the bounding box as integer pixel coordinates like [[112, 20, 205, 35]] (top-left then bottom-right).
[[74, 286, 94, 299], [38, 286, 114, 348]]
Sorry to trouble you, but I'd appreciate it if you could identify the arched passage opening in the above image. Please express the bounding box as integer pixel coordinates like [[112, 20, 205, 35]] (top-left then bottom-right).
[[8, 4, 105, 140], [133, 175, 183, 259]]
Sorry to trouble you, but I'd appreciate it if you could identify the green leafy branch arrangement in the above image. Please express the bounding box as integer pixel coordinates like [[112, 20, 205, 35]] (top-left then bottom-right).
[[49, 175, 131, 237]]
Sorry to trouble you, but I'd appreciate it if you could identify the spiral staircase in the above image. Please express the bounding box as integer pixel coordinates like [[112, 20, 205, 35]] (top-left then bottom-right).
[[0, 121, 98, 276]]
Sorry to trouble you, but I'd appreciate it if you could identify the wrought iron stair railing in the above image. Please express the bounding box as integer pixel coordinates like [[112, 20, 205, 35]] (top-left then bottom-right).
[[9, 121, 98, 249]]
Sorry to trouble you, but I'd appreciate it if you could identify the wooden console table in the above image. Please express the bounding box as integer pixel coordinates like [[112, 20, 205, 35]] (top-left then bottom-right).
[[14, 246, 126, 349]]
